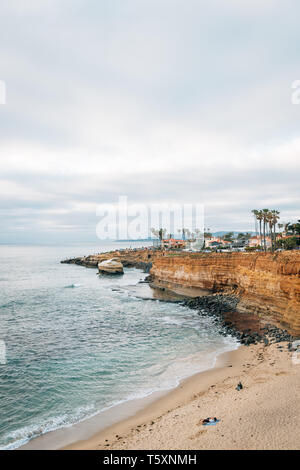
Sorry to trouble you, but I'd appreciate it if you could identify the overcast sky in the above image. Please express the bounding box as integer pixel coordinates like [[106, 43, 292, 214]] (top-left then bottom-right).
[[0, 0, 300, 243]]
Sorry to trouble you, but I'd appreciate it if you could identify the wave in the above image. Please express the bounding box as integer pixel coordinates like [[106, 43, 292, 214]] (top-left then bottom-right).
[[0, 336, 239, 450], [138, 340, 240, 393], [64, 283, 81, 289], [0, 404, 96, 450], [0, 300, 25, 309], [161, 316, 186, 326]]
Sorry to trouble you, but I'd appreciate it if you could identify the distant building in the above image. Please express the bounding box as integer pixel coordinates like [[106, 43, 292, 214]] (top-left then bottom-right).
[[205, 237, 231, 248], [189, 234, 205, 251], [248, 236, 272, 248], [278, 234, 300, 240], [205, 236, 221, 248], [161, 238, 187, 249], [221, 240, 232, 247]]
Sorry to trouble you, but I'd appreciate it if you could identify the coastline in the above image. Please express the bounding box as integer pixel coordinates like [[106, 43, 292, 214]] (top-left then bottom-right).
[[17, 249, 300, 450], [20, 341, 238, 450], [18, 266, 240, 451], [63, 342, 300, 450]]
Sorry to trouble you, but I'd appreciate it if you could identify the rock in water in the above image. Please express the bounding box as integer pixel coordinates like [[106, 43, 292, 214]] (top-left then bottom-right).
[[98, 258, 124, 275]]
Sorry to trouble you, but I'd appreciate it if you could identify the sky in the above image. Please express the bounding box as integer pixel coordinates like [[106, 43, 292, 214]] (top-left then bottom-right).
[[0, 0, 300, 243]]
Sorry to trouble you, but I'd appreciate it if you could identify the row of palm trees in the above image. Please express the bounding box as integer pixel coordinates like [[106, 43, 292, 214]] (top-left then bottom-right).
[[151, 227, 203, 241], [251, 209, 280, 251]]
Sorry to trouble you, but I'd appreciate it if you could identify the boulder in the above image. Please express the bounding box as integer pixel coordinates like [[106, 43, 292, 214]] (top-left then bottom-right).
[[98, 258, 124, 275]]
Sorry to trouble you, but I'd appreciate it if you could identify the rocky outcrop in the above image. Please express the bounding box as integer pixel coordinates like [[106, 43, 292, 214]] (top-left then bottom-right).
[[98, 258, 124, 274], [61, 248, 155, 272], [62, 248, 300, 334], [150, 252, 300, 334], [184, 294, 296, 345]]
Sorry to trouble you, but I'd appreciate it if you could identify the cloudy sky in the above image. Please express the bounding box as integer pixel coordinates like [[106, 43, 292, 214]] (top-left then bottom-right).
[[0, 0, 300, 243]]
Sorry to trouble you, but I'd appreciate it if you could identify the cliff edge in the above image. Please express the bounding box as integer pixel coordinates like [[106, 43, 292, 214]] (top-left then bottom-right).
[[150, 252, 300, 334]]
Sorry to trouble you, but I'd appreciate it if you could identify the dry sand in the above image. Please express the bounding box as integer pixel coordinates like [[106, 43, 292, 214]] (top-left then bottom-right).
[[64, 342, 300, 450]]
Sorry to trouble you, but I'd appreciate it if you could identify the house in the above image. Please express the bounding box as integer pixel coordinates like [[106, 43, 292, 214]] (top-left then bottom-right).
[[278, 234, 300, 240], [248, 236, 272, 248], [162, 238, 187, 250], [205, 237, 232, 248], [204, 237, 222, 248], [221, 240, 232, 247]]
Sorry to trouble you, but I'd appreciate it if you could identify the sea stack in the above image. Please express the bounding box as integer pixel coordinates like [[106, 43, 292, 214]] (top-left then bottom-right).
[[98, 258, 124, 275]]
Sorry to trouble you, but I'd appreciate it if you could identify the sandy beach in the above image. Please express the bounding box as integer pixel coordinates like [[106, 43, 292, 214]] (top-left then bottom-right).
[[64, 342, 300, 450]]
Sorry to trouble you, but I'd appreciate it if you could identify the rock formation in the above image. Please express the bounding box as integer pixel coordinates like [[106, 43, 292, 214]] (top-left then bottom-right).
[[61, 248, 154, 272], [62, 248, 300, 335], [98, 258, 124, 274], [150, 252, 300, 334]]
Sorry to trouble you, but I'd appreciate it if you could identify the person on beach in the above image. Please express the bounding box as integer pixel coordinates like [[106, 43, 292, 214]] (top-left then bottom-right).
[[202, 417, 218, 425]]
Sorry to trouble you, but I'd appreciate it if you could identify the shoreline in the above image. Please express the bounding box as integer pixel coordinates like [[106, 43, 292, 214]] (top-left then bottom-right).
[[19, 271, 240, 451], [19, 250, 300, 450], [63, 341, 300, 450], [62, 346, 240, 450], [20, 341, 238, 450], [21, 271, 298, 450]]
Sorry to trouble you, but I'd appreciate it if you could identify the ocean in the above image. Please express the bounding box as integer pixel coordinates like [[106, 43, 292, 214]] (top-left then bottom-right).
[[0, 242, 238, 449]]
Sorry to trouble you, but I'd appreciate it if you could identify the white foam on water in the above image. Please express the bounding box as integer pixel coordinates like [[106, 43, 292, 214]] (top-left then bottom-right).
[[136, 338, 240, 394], [161, 316, 185, 326], [1, 336, 239, 450], [0, 251, 241, 451], [1, 404, 96, 450]]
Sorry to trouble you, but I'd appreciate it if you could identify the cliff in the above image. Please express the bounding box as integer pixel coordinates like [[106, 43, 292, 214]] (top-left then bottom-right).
[[150, 252, 300, 334]]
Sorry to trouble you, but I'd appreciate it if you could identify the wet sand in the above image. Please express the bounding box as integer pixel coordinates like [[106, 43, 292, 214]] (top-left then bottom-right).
[[64, 342, 300, 450], [21, 281, 299, 451], [20, 282, 231, 450]]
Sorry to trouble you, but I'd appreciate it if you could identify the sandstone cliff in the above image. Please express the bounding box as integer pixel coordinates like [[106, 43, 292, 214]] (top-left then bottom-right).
[[150, 252, 300, 334]]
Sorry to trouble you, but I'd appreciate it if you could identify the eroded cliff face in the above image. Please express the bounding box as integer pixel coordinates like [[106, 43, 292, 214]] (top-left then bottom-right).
[[150, 252, 300, 334]]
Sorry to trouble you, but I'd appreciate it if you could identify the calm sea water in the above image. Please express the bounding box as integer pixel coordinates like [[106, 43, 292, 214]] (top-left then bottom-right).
[[0, 242, 238, 449]]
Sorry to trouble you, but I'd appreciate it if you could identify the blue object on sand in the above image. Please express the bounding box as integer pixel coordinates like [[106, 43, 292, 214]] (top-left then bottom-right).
[[202, 419, 220, 426]]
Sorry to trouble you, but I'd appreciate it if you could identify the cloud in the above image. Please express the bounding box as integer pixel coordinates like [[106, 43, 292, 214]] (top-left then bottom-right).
[[0, 0, 299, 241]]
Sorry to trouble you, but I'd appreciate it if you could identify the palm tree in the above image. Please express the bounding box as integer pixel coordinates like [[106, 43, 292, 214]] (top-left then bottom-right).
[[283, 220, 300, 237], [266, 211, 274, 250], [252, 209, 258, 237], [158, 228, 166, 241], [252, 209, 281, 251], [262, 209, 270, 251], [252, 209, 263, 250], [179, 228, 191, 240], [270, 210, 280, 251], [253, 211, 258, 236], [151, 228, 166, 247], [151, 228, 159, 239], [285, 222, 292, 234], [204, 228, 212, 239]]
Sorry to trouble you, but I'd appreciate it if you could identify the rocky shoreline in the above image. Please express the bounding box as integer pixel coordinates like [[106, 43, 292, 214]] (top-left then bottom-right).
[[150, 250, 300, 335], [61, 248, 299, 348], [183, 293, 298, 349], [61, 250, 153, 273], [59, 248, 300, 451]]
